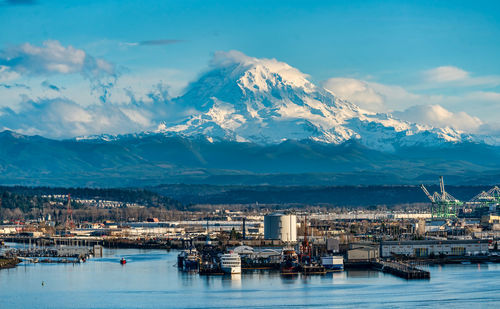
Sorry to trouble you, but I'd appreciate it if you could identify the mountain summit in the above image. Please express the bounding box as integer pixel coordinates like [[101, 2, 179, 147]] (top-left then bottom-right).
[[157, 51, 468, 151]]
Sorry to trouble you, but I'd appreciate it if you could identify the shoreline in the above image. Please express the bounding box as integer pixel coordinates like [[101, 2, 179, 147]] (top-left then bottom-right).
[[0, 257, 21, 270]]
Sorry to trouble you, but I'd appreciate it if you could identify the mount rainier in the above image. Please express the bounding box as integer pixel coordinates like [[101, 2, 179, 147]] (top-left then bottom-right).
[[155, 51, 471, 152], [0, 51, 499, 187]]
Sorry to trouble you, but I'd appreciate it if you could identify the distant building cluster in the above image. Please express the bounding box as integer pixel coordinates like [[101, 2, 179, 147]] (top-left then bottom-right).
[[42, 195, 145, 209]]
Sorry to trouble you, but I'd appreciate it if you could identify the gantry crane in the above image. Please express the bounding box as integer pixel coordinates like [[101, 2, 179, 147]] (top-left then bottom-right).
[[469, 186, 500, 210], [421, 176, 462, 219]]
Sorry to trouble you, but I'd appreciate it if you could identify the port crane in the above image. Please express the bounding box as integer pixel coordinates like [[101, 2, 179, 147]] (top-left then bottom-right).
[[421, 176, 462, 219], [469, 186, 500, 204], [468, 186, 500, 212]]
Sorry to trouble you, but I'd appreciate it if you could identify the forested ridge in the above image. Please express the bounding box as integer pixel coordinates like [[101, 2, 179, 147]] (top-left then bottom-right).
[[0, 186, 184, 212]]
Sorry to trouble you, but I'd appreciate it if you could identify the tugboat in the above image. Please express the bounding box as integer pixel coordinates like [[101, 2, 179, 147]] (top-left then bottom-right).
[[177, 248, 200, 272], [120, 257, 127, 265], [280, 247, 300, 275], [177, 250, 187, 268], [184, 250, 200, 271]]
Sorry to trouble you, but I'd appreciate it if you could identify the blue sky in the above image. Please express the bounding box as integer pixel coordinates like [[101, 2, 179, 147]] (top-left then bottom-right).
[[0, 0, 499, 137]]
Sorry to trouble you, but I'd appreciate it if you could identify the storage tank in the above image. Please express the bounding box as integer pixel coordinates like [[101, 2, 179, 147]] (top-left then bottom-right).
[[264, 213, 297, 242]]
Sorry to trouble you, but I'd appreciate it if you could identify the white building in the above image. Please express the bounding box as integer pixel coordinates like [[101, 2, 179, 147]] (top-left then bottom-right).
[[380, 240, 489, 258], [264, 213, 297, 242]]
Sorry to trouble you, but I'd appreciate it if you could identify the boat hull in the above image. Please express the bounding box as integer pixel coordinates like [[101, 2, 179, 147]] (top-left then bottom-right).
[[221, 266, 241, 274], [183, 259, 200, 271], [280, 267, 300, 275]]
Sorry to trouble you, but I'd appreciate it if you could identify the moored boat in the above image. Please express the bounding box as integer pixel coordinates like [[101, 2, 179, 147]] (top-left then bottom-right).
[[220, 252, 241, 274], [177, 248, 200, 271], [280, 247, 300, 275]]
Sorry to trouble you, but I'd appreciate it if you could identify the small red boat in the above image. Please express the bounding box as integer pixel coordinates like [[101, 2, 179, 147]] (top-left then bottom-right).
[[120, 258, 127, 265]]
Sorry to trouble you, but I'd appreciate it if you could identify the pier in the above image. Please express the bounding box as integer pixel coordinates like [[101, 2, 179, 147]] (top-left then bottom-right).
[[376, 261, 430, 280]]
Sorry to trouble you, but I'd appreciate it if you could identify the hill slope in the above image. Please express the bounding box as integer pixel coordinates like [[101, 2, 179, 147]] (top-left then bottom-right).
[[0, 130, 499, 187]]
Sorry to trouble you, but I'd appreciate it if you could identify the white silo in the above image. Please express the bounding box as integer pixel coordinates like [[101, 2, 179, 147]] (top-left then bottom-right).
[[264, 213, 297, 242]]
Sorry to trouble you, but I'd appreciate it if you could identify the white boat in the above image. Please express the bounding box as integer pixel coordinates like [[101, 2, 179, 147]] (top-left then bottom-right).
[[220, 252, 241, 274]]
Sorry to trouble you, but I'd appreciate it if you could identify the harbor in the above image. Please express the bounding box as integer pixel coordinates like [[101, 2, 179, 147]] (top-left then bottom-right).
[[1, 246, 499, 308], [175, 244, 434, 280]]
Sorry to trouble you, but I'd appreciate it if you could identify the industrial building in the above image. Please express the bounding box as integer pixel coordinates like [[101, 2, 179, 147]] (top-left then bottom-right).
[[380, 240, 489, 258], [347, 244, 380, 262], [264, 213, 297, 242]]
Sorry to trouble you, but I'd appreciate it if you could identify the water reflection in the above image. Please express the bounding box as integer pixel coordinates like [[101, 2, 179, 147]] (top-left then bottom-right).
[[201, 274, 223, 288], [345, 269, 380, 278], [279, 273, 301, 284], [328, 271, 347, 281], [178, 270, 197, 287], [221, 274, 241, 288]]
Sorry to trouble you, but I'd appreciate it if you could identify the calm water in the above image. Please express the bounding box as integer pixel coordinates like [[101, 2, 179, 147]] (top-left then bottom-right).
[[1, 245, 499, 308]]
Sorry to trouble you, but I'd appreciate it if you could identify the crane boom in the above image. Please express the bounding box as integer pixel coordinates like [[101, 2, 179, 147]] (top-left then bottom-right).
[[439, 176, 446, 200], [420, 184, 435, 203], [422, 176, 461, 219]]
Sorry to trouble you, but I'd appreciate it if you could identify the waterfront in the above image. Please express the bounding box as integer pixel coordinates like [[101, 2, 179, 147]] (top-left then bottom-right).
[[0, 246, 499, 308]]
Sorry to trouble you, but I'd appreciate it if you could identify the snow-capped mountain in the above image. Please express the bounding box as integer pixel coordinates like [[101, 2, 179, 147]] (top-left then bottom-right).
[[1, 52, 498, 187], [155, 51, 470, 152]]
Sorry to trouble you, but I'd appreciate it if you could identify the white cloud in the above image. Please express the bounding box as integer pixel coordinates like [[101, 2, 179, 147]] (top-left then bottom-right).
[[322, 77, 434, 112], [0, 93, 181, 138], [363, 82, 427, 110], [322, 78, 384, 111], [466, 91, 500, 102], [108, 68, 192, 102], [424, 66, 469, 83], [0, 65, 193, 138], [0, 40, 119, 103], [393, 104, 483, 132], [0, 65, 20, 82], [321, 75, 499, 134], [0, 40, 115, 78], [421, 66, 500, 88]]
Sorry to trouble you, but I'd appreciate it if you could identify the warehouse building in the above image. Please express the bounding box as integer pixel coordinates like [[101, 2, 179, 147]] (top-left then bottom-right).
[[347, 243, 380, 262], [380, 240, 489, 258]]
